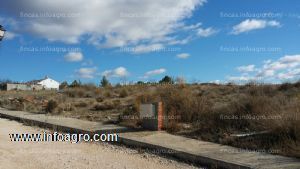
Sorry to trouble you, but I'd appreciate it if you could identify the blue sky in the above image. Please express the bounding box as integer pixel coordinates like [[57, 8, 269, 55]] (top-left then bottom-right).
[[0, 0, 300, 84]]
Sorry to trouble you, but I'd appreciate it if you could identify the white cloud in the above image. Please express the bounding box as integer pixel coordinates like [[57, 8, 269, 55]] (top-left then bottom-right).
[[177, 53, 190, 59], [227, 75, 253, 82], [64, 52, 83, 62], [183, 22, 202, 30], [209, 80, 221, 84], [197, 27, 218, 37], [167, 36, 192, 45], [143, 68, 166, 78], [102, 67, 129, 78], [237, 65, 256, 72], [0, 17, 17, 28], [257, 69, 275, 78], [130, 44, 164, 54], [231, 19, 280, 35], [279, 55, 300, 63], [0, 17, 19, 40], [258, 55, 300, 78], [228, 54, 300, 83], [75, 67, 97, 79], [268, 20, 281, 27], [114, 67, 129, 77], [0, 0, 207, 50], [4, 31, 17, 40], [182, 22, 218, 38], [277, 69, 300, 80], [81, 59, 94, 66]]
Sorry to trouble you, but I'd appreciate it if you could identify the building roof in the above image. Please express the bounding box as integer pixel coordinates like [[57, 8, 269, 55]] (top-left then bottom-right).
[[5, 76, 57, 85], [27, 78, 46, 85], [25, 76, 54, 85]]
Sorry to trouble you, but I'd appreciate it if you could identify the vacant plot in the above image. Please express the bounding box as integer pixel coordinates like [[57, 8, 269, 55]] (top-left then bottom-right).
[[0, 82, 299, 158]]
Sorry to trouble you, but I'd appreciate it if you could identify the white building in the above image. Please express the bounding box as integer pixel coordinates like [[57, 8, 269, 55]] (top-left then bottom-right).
[[3, 76, 60, 91], [37, 76, 60, 90]]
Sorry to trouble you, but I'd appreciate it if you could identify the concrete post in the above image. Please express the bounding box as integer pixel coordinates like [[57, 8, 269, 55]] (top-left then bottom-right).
[[140, 102, 164, 131]]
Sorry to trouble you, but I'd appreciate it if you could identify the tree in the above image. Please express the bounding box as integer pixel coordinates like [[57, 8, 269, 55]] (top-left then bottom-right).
[[136, 81, 145, 85], [159, 76, 174, 84], [78, 80, 82, 86], [59, 81, 68, 90], [115, 83, 122, 88], [70, 80, 80, 88], [100, 76, 110, 87], [0, 79, 13, 90]]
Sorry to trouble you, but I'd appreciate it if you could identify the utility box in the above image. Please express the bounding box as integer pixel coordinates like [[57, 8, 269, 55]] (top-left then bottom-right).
[[140, 102, 164, 131]]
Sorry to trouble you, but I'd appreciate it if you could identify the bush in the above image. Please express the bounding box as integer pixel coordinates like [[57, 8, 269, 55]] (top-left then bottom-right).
[[93, 101, 115, 111], [278, 82, 294, 91], [104, 91, 112, 98], [160, 86, 212, 123], [136, 92, 160, 104], [46, 100, 58, 113], [69, 80, 81, 88], [166, 121, 181, 132], [294, 81, 300, 88], [74, 102, 88, 108], [96, 97, 104, 102], [119, 89, 128, 98], [59, 81, 68, 90], [64, 88, 85, 98]]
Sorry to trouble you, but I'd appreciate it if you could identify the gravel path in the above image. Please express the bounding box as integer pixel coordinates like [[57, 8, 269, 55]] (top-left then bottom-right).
[[0, 118, 203, 169]]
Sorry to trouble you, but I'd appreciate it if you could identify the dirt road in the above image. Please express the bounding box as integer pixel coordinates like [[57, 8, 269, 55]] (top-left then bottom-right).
[[0, 118, 202, 169]]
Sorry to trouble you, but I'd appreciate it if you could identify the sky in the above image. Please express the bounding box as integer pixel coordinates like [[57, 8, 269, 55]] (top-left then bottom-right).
[[0, 0, 300, 84]]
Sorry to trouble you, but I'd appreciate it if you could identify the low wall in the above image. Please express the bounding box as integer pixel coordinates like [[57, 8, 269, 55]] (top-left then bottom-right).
[[6, 83, 43, 91]]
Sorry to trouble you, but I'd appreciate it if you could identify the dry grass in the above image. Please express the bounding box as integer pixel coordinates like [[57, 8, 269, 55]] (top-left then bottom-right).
[[131, 83, 300, 158], [45, 100, 58, 113], [0, 82, 299, 158]]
